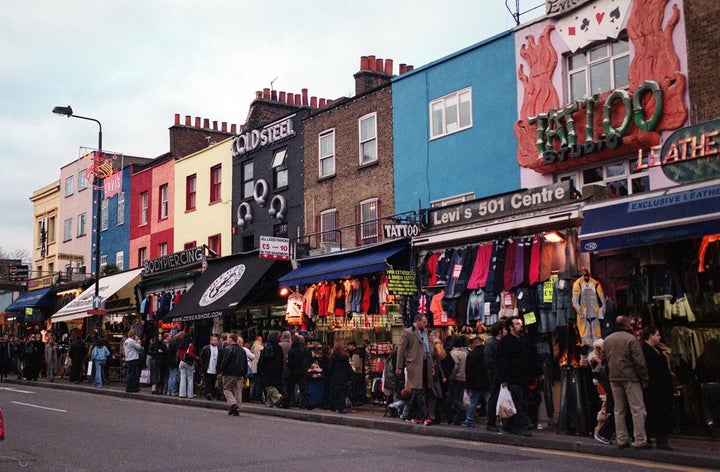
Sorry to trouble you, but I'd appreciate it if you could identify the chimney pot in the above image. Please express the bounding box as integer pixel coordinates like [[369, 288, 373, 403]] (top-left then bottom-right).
[[231, 124, 237, 134], [213, 120, 218, 130], [407, 65, 414, 71], [319, 98, 326, 107], [310, 96, 317, 107], [203, 118, 210, 128], [287, 93, 295, 105], [256, 91, 263, 99], [376, 58, 384, 72], [185, 115, 192, 126], [279, 91, 286, 102], [360, 56, 369, 70], [194, 117, 201, 127], [302, 88, 309, 106], [221, 122, 227, 132], [385, 58, 393, 75], [174, 113, 180, 125], [271, 90, 278, 101], [263, 88, 270, 99], [295, 93, 301, 105], [368, 55, 376, 71]]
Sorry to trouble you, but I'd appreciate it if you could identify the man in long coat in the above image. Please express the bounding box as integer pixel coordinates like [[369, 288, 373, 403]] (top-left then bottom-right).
[[396, 314, 434, 425]]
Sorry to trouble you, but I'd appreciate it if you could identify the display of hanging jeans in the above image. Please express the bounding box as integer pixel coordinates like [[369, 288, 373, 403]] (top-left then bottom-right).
[[467, 288, 485, 323]]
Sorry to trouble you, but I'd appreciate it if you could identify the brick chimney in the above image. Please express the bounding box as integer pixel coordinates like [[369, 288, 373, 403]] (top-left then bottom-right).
[[354, 55, 395, 95], [169, 114, 239, 159]]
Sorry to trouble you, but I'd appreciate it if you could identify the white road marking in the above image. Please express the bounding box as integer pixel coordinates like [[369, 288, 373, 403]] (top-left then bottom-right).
[[0, 387, 34, 394], [10, 401, 67, 412]]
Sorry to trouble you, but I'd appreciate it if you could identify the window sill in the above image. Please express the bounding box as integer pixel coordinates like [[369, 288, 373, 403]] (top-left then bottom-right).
[[185, 208, 196, 213], [317, 173, 336, 183], [358, 160, 378, 170]]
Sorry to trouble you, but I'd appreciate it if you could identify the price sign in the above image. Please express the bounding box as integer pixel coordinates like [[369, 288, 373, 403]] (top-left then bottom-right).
[[260, 236, 290, 260]]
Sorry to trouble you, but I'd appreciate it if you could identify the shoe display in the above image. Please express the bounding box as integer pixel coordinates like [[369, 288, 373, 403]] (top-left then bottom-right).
[[594, 433, 611, 445]]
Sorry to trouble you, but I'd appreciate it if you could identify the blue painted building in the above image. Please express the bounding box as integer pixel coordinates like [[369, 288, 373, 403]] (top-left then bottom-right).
[[392, 30, 520, 214]]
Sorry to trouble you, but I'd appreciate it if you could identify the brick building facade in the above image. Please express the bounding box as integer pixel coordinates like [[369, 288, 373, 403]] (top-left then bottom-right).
[[685, 0, 720, 124]]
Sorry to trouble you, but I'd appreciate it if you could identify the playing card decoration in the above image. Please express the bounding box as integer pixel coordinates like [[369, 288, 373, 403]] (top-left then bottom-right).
[[556, 0, 631, 52]]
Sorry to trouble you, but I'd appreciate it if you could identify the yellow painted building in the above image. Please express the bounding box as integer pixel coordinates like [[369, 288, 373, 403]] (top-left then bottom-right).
[[29, 180, 60, 288], [174, 137, 234, 256]]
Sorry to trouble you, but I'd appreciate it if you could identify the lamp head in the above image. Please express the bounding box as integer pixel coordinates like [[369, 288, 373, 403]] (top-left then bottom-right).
[[279, 287, 293, 297], [52, 106, 73, 117]]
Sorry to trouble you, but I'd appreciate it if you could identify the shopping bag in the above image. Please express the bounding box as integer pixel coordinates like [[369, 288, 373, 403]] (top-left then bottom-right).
[[86, 361, 93, 377], [140, 369, 151, 385], [496, 385, 517, 419]]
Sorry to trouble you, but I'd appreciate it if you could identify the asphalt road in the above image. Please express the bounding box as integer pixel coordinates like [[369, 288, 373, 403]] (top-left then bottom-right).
[[0, 385, 710, 472]]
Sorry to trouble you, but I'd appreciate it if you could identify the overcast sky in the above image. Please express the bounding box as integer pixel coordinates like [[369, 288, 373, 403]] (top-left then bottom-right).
[[0, 0, 543, 258]]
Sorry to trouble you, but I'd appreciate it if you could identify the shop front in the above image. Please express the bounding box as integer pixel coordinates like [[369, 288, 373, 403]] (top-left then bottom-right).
[[4, 287, 55, 337], [51, 268, 143, 350], [163, 251, 291, 346], [579, 178, 720, 435]]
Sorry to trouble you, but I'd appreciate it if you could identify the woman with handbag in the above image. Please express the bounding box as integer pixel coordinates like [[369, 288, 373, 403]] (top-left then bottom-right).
[[177, 332, 199, 398]]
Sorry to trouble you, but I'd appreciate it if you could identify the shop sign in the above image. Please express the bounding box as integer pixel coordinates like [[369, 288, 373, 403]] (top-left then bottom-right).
[[532, 81, 663, 166], [58, 253, 84, 262], [386, 270, 417, 296], [8, 265, 28, 282], [382, 223, 421, 239], [143, 247, 205, 276], [259, 236, 290, 260], [231, 116, 295, 158], [428, 181, 576, 229], [633, 119, 720, 183], [545, 0, 593, 17]]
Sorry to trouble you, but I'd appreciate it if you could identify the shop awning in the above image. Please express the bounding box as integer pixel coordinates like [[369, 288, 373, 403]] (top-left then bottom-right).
[[5, 287, 53, 312], [163, 253, 280, 323], [279, 239, 411, 288], [579, 181, 720, 253], [51, 268, 143, 323]]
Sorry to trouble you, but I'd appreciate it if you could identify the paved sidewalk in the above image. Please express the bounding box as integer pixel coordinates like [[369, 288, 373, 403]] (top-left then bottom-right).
[[4, 378, 719, 470]]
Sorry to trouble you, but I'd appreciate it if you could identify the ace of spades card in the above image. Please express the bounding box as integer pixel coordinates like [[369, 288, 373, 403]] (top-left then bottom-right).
[[555, 0, 631, 53]]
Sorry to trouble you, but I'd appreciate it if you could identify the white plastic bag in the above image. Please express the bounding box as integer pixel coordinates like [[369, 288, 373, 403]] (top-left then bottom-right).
[[496, 385, 517, 419], [462, 389, 471, 409]]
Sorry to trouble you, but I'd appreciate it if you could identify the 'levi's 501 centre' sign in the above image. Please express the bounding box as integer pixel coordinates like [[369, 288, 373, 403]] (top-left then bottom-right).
[[427, 181, 578, 229]]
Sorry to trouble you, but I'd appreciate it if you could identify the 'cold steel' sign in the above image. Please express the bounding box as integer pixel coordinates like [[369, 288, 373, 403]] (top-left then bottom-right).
[[428, 181, 577, 229]]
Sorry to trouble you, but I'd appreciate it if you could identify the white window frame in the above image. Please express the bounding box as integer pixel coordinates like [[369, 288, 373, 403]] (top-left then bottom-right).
[[138, 247, 147, 266], [159, 242, 168, 257], [100, 254, 108, 269], [429, 87, 473, 139], [241, 161, 254, 199], [320, 208, 337, 243], [140, 191, 149, 225], [557, 157, 650, 198], [359, 198, 379, 243], [430, 192, 476, 208], [568, 38, 630, 102], [116, 251, 124, 271], [64, 176, 74, 197], [159, 184, 169, 219], [63, 218, 72, 241], [319, 130, 335, 178], [77, 213, 87, 237], [48, 216, 56, 244], [78, 171, 88, 191], [117, 192, 125, 225], [272, 149, 289, 189], [358, 113, 377, 165], [101, 199, 108, 231]]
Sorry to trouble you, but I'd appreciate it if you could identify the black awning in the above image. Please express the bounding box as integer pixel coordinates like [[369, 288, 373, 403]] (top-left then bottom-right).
[[163, 253, 286, 323]]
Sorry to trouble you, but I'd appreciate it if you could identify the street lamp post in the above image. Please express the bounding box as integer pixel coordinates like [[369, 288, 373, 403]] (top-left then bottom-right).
[[52, 106, 104, 337]]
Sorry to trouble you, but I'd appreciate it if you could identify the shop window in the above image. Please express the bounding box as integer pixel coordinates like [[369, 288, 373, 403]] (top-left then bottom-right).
[[208, 234, 221, 257], [117, 192, 125, 225], [64, 176, 74, 197], [430, 87, 472, 139], [358, 198, 379, 245], [319, 130, 335, 178], [568, 38, 630, 101], [186, 174, 197, 211], [210, 164, 222, 204], [430, 191, 475, 208], [159, 184, 169, 219], [140, 191, 149, 226], [116, 251, 124, 271], [272, 149, 288, 189], [77, 212, 87, 237], [78, 171, 88, 191], [101, 199, 109, 230], [558, 157, 650, 198], [138, 247, 147, 266], [320, 208, 338, 243], [359, 113, 377, 165], [241, 161, 253, 199]]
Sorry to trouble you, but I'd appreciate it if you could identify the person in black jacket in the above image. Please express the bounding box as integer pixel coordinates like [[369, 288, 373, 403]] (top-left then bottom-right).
[[327, 342, 353, 413], [286, 335, 314, 409], [641, 326, 675, 450], [68, 335, 87, 384], [257, 332, 284, 407], [497, 316, 542, 437], [463, 336, 490, 427], [218, 333, 247, 416]]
